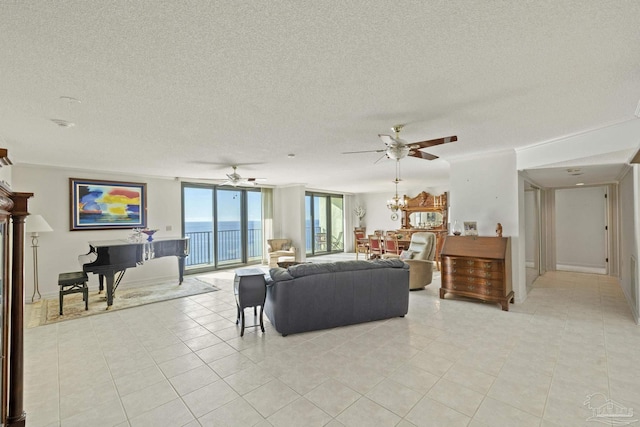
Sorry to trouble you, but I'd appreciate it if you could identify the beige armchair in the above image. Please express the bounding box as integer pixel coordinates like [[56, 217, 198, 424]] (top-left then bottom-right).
[[384, 232, 436, 290], [267, 239, 296, 267]]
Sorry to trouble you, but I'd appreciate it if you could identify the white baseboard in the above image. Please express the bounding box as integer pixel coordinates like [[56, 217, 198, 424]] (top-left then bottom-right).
[[556, 264, 606, 274]]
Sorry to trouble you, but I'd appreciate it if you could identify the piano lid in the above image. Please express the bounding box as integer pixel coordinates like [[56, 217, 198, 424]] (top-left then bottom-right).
[[88, 236, 189, 248]]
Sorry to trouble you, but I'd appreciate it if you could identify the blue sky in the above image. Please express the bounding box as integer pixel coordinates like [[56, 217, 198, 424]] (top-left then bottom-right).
[[184, 187, 261, 222]]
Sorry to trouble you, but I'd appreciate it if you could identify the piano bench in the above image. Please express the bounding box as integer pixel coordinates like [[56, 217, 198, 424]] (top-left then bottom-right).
[[58, 271, 89, 315]]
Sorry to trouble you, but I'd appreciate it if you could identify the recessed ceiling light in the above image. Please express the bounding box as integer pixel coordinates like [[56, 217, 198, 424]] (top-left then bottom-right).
[[50, 119, 75, 128], [576, 182, 585, 186]]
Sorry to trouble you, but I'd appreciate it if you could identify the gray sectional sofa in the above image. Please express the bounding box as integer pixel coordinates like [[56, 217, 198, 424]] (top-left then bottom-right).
[[264, 259, 410, 336]]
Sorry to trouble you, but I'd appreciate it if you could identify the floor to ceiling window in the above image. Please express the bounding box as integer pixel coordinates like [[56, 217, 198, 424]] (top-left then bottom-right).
[[182, 183, 262, 271], [305, 192, 344, 256]]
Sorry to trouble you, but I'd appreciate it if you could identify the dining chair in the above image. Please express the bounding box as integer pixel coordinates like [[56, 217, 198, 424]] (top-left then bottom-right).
[[354, 229, 369, 259], [383, 234, 401, 256], [368, 234, 383, 259]]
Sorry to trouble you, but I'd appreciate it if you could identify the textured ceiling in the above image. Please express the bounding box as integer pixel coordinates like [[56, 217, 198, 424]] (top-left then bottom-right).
[[1, 1, 639, 193]]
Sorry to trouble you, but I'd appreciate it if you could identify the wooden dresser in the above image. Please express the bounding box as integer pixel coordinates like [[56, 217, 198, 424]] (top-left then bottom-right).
[[440, 236, 514, 311]]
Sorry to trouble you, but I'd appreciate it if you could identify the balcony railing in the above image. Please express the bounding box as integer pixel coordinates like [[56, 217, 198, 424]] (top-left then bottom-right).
[[306, 226, 344, 253], [185, 228, 262, 266]]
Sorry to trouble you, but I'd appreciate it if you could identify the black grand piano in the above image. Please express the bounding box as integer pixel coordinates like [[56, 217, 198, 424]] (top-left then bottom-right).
[[82, 237, 189, 309]]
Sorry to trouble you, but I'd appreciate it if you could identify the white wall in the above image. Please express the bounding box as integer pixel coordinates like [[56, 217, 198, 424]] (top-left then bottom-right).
[[273, 185, 306, 261], [13, 164, 184, 299], [449, 150, 524, 301], [517, 119, 640, 170], [619, 167, 639, 323], [555, 186, 607, 273]]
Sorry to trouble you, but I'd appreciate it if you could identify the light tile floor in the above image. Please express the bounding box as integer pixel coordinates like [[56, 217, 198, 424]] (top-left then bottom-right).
[[23, 255, 640, 426]]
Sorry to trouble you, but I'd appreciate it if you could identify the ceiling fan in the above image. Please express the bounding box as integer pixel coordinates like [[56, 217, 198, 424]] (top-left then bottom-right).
[[342, 124, 457, 161], [219, 166, 266, 187]]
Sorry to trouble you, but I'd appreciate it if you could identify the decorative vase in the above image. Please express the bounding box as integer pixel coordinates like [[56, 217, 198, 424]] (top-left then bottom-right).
[[452, 221, 462, 236], [141, 229, 158, 241]]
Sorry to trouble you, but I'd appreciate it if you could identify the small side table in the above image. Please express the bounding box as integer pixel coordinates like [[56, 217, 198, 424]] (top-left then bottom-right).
[[233, 268, 267, 337]]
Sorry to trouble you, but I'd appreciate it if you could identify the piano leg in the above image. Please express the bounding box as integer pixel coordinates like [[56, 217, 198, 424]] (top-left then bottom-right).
[[178, 256, 186, 285], [104, 273, 115, 309], [98, 274, 104, 294]]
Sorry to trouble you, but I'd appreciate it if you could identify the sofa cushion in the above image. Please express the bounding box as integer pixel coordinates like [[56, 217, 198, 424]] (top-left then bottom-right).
[[268, 267, 294, 283], [287, 259, 406, 278]]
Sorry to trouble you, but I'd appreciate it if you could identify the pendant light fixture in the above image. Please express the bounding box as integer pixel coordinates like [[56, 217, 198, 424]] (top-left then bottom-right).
[[386, 160, 405, 211]]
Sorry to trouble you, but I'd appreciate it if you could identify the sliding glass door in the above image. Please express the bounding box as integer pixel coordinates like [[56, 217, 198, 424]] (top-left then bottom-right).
[[305, 192, 344, 256], [183, 186, 214, 267], [183, 183, 262, 271], [216, 188, 242, 266]]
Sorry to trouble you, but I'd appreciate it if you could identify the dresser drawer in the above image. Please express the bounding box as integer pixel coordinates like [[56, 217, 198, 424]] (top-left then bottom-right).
[[442, 274, 505, 290], [442, 279, 504, 297], [443, 257, 503, 272], [444, 267, 503, 280]]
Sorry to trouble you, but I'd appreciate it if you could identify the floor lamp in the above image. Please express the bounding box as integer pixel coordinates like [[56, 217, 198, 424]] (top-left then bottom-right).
[[26, 214, 53, 303]]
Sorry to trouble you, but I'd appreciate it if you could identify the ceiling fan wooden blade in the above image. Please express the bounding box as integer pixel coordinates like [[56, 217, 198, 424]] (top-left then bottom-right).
[[342, 149, 386, 154], [412, 135, 457, 149], [408, 150, 439, 160]]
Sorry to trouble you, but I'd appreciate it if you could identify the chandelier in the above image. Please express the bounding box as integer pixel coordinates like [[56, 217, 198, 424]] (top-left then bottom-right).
[[386, 161, 406, 211]]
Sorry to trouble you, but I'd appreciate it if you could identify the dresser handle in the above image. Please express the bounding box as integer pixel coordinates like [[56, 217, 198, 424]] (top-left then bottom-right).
[[453, 285, 458, 290], [486, 282, 492, 286], [467, 285, 475, 291], [485, 289, 491, 295], [467, 260, 474, 266], [469, 269, 474, 275]]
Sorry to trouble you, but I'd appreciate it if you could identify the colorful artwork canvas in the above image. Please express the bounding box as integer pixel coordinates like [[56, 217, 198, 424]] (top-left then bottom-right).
[[70, 178, 147, 230]]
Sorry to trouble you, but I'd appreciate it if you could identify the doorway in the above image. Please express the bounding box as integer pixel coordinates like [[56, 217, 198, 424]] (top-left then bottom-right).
[[555, 186, 607, 274]]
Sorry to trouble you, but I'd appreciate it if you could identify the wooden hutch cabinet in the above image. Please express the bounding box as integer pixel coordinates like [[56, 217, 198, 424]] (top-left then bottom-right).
[[0, 149, 33, 427], [440, 236, 514, 311], [398, 191, 448, 268]]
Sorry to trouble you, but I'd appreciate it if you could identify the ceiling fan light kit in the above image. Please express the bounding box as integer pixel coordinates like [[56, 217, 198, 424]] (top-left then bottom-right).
[[342, 124, 457, 162]]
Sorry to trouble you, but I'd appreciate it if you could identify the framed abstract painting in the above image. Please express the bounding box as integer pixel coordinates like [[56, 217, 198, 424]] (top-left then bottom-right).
[[70, 178, 147, 230]]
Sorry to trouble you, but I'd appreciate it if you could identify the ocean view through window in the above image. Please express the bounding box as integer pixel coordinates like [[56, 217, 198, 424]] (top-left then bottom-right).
[[182, 184, 262, 270]]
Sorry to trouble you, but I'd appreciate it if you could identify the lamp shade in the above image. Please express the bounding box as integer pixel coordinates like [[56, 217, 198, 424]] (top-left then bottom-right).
[[26, 214, 53, 234]]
